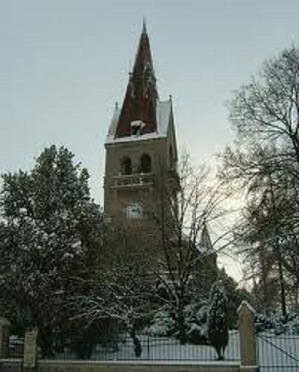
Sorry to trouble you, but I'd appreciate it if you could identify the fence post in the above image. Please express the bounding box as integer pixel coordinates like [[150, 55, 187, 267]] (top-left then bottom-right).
[[0, 317, 10, 358], [23, 330, 38, 372], [237, 301, 258, 372]]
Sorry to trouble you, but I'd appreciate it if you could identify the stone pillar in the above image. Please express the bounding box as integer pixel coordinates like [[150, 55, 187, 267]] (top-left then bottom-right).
[[237, 301, 258, 372], [23, 330, 38, 372], [0, 317, 10, 358]]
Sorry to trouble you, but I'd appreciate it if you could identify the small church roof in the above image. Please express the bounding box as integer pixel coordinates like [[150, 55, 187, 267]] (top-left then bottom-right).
[[105, 98, 172, 144]]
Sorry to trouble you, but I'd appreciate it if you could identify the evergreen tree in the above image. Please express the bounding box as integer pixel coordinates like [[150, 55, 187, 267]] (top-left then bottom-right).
[[218, 268, 252, 328], [207, 281, 229, 360], [0, 145, 102, 356]]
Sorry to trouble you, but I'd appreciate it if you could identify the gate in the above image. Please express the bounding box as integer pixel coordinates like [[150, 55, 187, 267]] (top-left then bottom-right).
[[258, 333, 299, 371]]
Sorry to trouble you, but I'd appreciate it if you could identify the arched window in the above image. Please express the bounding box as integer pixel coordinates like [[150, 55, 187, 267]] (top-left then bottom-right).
[[120, 156, 132, 175], [139, 153, 151, 173]]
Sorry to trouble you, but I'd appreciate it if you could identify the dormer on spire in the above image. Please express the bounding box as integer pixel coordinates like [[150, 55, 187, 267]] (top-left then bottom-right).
[[115, 23, 158, 138]]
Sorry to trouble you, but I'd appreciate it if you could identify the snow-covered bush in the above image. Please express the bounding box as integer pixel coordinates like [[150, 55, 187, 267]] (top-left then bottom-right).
[[255, 312, 299, 335], [184, 303, 209, 344], [184, 303, 208, 326], [288, 315, 299, 335], [187, 322, 208, 345], [145, 308, 175, 337], [255, 313, 274, 332]]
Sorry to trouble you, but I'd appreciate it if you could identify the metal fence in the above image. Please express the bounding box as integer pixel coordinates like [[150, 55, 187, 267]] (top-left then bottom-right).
[[258, 332, 299, 371], [47, 331, 240, 362], [8, 336, 24, 359]]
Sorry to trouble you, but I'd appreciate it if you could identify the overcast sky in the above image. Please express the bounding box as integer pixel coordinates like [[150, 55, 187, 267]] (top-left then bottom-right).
[[2, 0, 299, 279]]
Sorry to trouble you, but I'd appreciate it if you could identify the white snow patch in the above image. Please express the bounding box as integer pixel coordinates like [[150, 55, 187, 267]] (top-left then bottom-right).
[[105, 100, 171, 144]]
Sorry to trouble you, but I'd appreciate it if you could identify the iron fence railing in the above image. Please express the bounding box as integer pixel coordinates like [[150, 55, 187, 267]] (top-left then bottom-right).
[[8, 336, 24, 359], [258, 333, 299, 371], [45, 331, 240, 362]]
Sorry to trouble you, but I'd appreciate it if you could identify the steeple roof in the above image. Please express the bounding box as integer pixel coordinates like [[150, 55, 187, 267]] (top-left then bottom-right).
[[198, 222, 214, 254], [115, 24, 158, 138]]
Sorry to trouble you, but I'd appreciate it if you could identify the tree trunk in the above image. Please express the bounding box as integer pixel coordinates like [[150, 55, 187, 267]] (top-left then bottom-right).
[[277, 248, 287, 317], [38, 323, 54, 357], [176, 306, 186, 344]]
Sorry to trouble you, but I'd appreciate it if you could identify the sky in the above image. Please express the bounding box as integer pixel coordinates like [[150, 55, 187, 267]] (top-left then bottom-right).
[[1, 0, 299, 280]]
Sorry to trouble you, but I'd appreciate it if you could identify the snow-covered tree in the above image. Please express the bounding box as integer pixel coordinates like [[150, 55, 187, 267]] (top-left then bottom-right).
[[218, 268, 252, 328], [0, 145, 102, 356], [68, 229, 157, 356], [207, 281, 229, 360]]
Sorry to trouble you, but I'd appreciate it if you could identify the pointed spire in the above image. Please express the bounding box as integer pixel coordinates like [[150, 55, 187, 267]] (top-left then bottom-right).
[[142, 16, 147, 34], [115, 23, 158, 138], [199, 221, 213, 253]]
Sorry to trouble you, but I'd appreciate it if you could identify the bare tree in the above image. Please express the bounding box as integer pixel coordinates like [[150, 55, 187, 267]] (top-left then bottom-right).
[[221, 46, 299, 311], [149, 154, 229, 343]]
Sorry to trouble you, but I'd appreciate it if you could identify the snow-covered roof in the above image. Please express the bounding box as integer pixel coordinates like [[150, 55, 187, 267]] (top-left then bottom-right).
[[105, 99, 172, 145]]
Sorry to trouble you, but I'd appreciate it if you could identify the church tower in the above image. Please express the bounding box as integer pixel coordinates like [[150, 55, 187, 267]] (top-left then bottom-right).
[[104, 24, 178, 227]]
